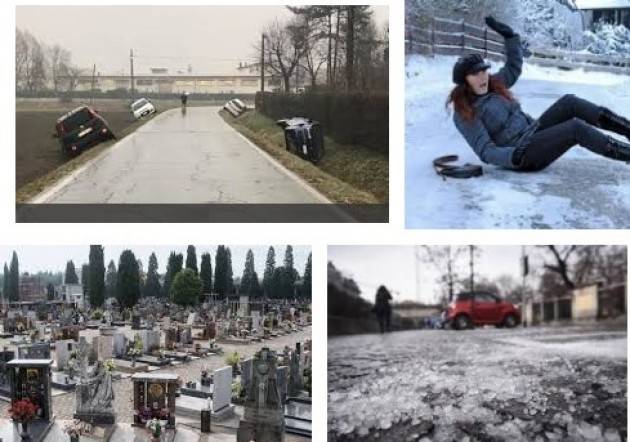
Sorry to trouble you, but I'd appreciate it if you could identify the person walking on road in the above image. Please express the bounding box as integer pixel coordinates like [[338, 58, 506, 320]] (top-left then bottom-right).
[[447, 16, 630, 171], [373, 285, 393, 333]]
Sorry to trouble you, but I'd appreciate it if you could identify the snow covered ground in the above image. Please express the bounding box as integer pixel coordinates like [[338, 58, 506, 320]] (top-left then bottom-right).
[[328, 323, 627, 441], [405, 56, 630, 228]]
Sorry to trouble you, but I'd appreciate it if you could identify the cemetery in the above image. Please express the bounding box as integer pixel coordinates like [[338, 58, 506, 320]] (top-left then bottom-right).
[[0, 245, 313, 441]]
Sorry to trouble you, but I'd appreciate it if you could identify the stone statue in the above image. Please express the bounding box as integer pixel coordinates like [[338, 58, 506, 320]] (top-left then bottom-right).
[[74, 361, 116, 424]]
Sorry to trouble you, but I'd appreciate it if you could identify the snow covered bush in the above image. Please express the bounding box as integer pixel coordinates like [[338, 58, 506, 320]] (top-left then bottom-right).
[[583, 21, 630, 56], [516, 0, 583, 50]]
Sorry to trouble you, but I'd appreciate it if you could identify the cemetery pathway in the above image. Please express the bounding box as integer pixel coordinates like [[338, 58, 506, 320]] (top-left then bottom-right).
[[328, 323, 626, 442], [34, 107, 327, 204], [0, 327, 311, 423]]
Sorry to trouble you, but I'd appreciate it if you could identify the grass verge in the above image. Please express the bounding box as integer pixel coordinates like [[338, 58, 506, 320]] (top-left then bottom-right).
[[219, 109, 388, 204], [16, 112, 158, 204]]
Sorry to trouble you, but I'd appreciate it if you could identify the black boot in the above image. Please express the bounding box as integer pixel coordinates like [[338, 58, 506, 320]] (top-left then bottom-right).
[[598, 136, 630, 163], [598, 108, 630, 141]]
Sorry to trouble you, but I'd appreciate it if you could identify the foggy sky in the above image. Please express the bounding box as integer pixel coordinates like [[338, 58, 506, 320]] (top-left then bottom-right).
[[16, 6, 389, 74], [329, 246, 536, 304], [0, 245, 311, 278]]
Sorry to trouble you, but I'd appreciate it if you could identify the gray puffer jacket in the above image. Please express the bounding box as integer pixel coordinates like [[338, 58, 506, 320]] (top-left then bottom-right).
[[453, 35, 538, 169]]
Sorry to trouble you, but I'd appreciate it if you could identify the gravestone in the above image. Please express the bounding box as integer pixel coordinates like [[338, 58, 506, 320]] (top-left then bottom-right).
[[132, 373, 179, 428], [17, 342, 51, 359], [187, 313, 197, 326], [95, 335, 114, 360], [132, 314, 141, 330], [277, 366, 289, 404], [240, 358, 253, 397], [212, 366, 232, 413], [112, 333, 127, 358], [289, 351, 302, 395], [251, 312, 263, 333], [8, 359, 54, 422], [139, 330, 160, 353], [55, 339, 76, 371], [237, 347, 284, 442], [0, 349, 15, 397], [164, 328, 177, 350]]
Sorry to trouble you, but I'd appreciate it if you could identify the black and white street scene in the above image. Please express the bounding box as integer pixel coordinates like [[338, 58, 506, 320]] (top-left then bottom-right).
[[16, 6, 388, 222], [0, 245, 313, 441], [328, 245, 627, 441], [405, 0, 630, 228]]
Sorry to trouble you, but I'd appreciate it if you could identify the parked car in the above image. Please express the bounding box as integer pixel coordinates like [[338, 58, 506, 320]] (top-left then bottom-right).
[[130, 98, 157, 120], [54, 106, 115, 156], [442, 291, 520, 330]]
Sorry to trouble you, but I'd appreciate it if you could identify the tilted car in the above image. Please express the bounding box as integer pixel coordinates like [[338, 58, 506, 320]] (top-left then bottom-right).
[[130, 98, 156, 120], [442, 291, 520, 330], [54, 106, 115, 156]]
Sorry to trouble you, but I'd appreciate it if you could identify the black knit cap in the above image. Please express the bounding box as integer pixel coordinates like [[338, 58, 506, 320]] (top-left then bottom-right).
[[452, 54, 491, 85]]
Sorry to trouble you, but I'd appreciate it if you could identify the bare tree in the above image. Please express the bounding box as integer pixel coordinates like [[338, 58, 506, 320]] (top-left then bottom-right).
[[261, 18, 307, 92], [540, 245, 578, 289], [421, 246, 466, 302], [48, 44, 72, 93]]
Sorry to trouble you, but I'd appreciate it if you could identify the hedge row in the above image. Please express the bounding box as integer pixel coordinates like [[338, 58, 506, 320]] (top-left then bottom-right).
[[256, 91, 388, 154]]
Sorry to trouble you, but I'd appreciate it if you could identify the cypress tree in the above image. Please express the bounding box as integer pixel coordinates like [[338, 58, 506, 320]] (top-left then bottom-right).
[[164, 252, 183, 299], [185, 245, 198, 274], [263, 246, 275, 298], [65, 260, 79, 284], [171, 268, 202, 306], [105, 260, 117, 300], [9, 252, 19, 302], [200, 253, 212, 293], [88, 245, 105, 307], [144, 252, 161, 298], [241, 249, 256, 296], [303, 252, 312, 299], [117, 250, 140, 309]]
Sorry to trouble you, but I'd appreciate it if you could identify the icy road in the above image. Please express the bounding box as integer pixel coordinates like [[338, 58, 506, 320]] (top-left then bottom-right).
[[34, 107, 326, 204], [328, 324, 627, 442], [406, 57, 630, 228]]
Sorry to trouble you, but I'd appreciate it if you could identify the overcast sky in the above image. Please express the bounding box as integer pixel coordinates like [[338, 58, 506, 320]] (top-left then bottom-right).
[[16, 5, 389, 74], [329, 246, 543, 304], [0, 245, 310, 277]]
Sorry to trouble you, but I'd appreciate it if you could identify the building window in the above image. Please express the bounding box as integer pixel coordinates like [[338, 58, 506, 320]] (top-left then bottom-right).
[[137, 79, 153, 86]]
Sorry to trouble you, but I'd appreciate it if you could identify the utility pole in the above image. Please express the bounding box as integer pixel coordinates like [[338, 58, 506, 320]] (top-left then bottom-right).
[[130, 49, 135, 102], [90, 64, 96, 105], [469, 245, 475, 293], [260, 34, 265, 109], [521, 246, 528, 326], [414, 246, 421, 304]]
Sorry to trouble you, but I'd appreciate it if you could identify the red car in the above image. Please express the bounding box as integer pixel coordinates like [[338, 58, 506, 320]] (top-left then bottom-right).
[[443, 291, 520, 330]]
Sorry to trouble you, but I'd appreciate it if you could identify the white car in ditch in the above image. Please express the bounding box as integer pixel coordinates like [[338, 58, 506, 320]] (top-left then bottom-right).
[[130, 98, 156, 120]]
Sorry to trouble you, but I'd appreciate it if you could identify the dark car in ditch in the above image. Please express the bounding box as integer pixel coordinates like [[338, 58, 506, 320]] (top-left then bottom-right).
[[54, 106, 115, 155]]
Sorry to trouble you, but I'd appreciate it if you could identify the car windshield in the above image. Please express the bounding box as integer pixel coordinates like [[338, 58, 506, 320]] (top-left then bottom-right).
[[132, 99, 148, 111], [62, 108, 93, 130]]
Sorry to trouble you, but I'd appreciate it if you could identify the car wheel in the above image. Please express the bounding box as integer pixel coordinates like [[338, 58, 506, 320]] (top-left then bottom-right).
[[455, 315, 471, 330], [503, 314, 518, 328]]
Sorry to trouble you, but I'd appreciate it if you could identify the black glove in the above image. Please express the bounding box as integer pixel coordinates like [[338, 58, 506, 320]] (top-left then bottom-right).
[[485, 16, 516, 39]]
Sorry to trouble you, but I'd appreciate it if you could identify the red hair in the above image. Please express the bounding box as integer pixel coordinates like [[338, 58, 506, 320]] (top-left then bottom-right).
[[446, 76, 515, 121]]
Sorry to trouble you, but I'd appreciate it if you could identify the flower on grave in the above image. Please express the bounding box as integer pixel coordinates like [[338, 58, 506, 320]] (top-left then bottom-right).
[[8, 398, 39, 423], [146, 417, 162, 437], [104, 359, 116, 372], [63, 419, 92, 437], [224, 351, 240, 369]]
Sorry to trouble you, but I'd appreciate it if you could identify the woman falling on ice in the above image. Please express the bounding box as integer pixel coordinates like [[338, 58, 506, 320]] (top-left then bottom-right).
[[447, 16, 630, 171]]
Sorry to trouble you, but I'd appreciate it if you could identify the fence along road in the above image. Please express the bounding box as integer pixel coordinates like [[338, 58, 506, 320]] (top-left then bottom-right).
[[33, 106, 329, 204], [406, 16, 630, 75]]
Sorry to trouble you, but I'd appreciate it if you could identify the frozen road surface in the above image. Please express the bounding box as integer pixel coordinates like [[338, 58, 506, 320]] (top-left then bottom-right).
[[35, 107, 326, 204], [328, 324, 627, 442]]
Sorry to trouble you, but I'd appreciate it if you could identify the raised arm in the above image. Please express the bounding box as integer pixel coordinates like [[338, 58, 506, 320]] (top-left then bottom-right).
[[485, 16, 522, 89], [454, 113, 519, 169]]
